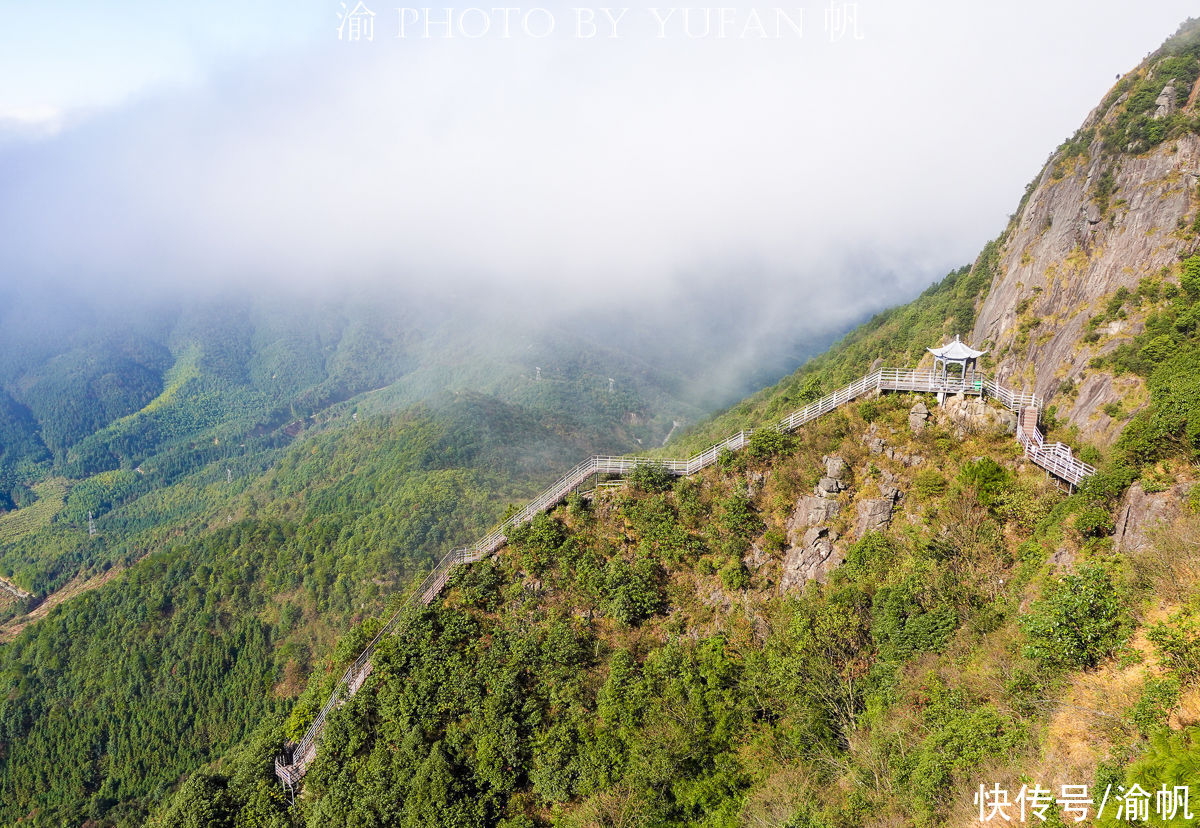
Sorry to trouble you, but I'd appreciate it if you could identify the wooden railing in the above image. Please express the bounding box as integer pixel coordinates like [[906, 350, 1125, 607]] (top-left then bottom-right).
[[274, 366, 1089, 792]]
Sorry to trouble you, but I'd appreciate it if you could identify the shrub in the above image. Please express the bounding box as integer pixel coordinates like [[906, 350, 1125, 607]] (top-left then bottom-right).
[[602, 558, 664, 625], [797, 376, 824, 404], [901, 687, 1024, 815], [719, 562, 750, 591], [858, 398, 882, 423], [1148, 610, 1200, 680], [717, 491, 762, 555], [763, 528, 787, 553], [870, 577, 957, 661], [1074, 505, 1115, 538], [1116, 728, 1200, 825], [1119, 350, 1200, 466], [507, 512, 568, 573], [913, 469, 947, 499], [747, 428, 795, 460], [627, 462, 675, 494], [958, 458, 1010, 507], [1129, 677, 1180, 736], [1021, 565, 1128, 669], [1182, 255, 1200, 298], [1140, 335, 1176, 366]]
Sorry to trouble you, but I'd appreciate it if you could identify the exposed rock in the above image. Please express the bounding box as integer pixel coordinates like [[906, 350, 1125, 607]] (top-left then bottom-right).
[[941, 394, 1017, 436], [971, 123, 1200, 446], [1115, 480, 1191, 554], [1068, 372, 1145, 446], [824, 454, 848, 481], [780, 526, 843, 590], [817, 476, 844, 495], [746, 470, 767, 498], [909, 401, 930, 434], [867, 436, 886, 455], [1050, 547, 1074, 568], [744, 543, 772, 572], [877, 468, 902, 500], [1154, 79, 1177, 119], [855, 496, 895, 537], [700, 585, 732, 609], [788, 495, 840, 532]]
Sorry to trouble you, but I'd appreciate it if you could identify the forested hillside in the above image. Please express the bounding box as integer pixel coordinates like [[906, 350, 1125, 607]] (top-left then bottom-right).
[[153, 366, 1200, 826]]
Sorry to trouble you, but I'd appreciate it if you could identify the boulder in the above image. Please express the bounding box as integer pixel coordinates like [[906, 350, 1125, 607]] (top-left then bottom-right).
[[823, 454, 848, 481], [780, 526, 843, 590], [1115, 480, 1190, 554], [855, 496, 895, 537], [817, 476, 844, 495], [909, 401, 930, 434], [942, 395, 1017, 436], [1154, 80, 1177, 119], [788, 495, 840, 532]]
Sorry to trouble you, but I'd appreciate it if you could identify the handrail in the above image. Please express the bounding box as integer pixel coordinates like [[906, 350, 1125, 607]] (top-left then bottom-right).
[[275, 365, 1090, 791]]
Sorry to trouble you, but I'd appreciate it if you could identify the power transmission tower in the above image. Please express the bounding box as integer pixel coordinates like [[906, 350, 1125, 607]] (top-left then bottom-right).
[[88, 512, 96, 537], [227, 467, 233, 484]]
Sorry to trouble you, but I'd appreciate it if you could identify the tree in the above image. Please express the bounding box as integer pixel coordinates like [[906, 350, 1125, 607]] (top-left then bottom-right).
[[1021, 565, 1128, 669]]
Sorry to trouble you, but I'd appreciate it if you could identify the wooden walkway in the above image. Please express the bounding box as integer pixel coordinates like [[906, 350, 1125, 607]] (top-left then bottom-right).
[[275, 366, 1093, 793]]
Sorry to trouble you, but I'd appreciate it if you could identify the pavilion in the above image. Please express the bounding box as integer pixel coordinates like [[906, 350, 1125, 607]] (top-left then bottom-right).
[[927, 334, 986, 379]]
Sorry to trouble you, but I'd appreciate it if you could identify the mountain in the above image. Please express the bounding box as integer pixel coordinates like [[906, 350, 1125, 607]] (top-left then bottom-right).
[[6, 17, 1200, 828], [974, 22, 1200, 445]]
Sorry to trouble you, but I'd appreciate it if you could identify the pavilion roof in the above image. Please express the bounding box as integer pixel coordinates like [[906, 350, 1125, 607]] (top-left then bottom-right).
[[927, 334, 986, 361]]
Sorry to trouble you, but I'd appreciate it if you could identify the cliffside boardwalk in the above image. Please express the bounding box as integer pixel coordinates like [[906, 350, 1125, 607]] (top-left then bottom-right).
[[275, 361, 1095, 796]]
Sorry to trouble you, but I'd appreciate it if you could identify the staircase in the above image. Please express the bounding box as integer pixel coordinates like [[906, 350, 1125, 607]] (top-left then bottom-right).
[[274, 366, 1093, 794], [1017, 407, 1096, 488]]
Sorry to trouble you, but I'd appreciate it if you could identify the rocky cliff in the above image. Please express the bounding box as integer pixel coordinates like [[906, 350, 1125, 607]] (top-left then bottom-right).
[[966, 22, 1200, 444]]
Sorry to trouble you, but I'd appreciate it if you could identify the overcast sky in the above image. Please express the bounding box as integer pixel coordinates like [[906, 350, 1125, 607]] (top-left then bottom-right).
[[1, 1, 1196, 328]]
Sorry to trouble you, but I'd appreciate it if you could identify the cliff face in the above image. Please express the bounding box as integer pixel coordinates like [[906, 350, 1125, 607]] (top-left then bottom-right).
[[968, 24, 1200, 444]]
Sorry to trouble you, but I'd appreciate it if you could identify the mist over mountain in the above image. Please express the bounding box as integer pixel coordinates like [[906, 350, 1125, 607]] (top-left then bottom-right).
[[6, 5, 1200, 828]]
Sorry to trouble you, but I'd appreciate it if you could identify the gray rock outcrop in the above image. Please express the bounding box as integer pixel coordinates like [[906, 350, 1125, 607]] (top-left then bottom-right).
[[909, 401, 930, 434], [855, 494, 896, 537], [969, 111, 1200, 446], [780, 526, 843, 589], [941, 394, 1017, 436], [1115, 480, 1190, 554], [1154, 80, 1177, 119]]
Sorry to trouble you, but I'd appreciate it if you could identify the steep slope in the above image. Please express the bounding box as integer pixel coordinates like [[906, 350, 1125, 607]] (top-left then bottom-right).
[[973, 21, 1200, 442], [156, 385, 1165, 828]]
